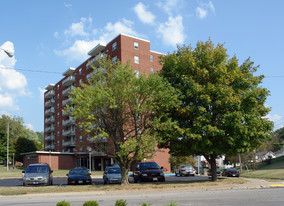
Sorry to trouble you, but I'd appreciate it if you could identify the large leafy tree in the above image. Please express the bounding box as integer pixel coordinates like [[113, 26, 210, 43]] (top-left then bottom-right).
[[0, 115, 43, 162], [159, 40, 273, 181], [66, 58, 178, 185]]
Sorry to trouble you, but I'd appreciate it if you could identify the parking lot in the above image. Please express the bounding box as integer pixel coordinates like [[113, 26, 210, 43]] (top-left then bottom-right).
[[0, 175, 209, 187]]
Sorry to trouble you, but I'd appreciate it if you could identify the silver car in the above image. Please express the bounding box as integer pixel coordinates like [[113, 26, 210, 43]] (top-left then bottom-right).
[[22, 163, 53, 186], [175, 165, 196, 176], [103, 166, 121, 184]]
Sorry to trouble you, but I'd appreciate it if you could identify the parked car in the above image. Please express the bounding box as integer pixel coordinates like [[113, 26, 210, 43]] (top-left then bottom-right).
[[66, 167, 92, 185], [222, 168, 240, 177], [22, 163, 53, 186], [175, 165, 196, 176], [133, 161, 165, 182], [103, 165, 122, 184], [208, 168, 221, 176]]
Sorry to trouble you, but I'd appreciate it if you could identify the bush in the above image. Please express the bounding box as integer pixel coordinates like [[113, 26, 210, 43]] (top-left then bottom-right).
[[115, 199, 127, 206], [164, 201, 178, 206], [83, 200, 99, 206], [141, 202, 151, 206], [56, 200, 70, 206]]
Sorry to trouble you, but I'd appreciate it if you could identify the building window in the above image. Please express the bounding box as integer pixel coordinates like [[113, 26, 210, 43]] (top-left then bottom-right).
[[80, 135, 82, 142], [150, 55, 153, 62], [134, 56, 139, 64], [79, 68, 82, 75], [80, 147, 83, 152], [135, 70, 139, 78], [57, 94, 60, 99], [57, 122, 59, 127], [57, 103, 60, 108], [150, 68, 154, 73], [57, 140, 59, 146], [57, 131, 60, 136], [57, 85, 60, 90], [134, 42, 139, 49], [112, 42, 117, 51], [113, 56, 117, 64], [79, 79, 82, 85], [57, 112, 60, 117]]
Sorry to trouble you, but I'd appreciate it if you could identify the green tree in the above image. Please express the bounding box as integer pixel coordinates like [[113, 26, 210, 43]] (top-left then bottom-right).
[[14, 137, 38, 162], [66, 58, 178, 185], [169, 155, 196, 171], [159, 40, 273, 181]]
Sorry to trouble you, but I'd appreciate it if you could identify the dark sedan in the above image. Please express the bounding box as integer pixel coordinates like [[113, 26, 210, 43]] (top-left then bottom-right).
[[222, 168, 240, 177], [133, 161, 165, 183], [67, 168, 92, 185]]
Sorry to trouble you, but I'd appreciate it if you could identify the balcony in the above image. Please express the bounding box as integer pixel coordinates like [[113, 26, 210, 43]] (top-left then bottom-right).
[[44, 90, 55, 99], [62, 86, 73, 96], [45, 107, 55, 115], [45, 99, 55, 107], [62, 98, 71, 106], [62, 141, 76, 147], [45, 144, 54, 150], [87, 136, 108, 143], [45, 134, 55, 141], [86, 53, 105, 68], [45, 125, 55, 132], [45, 116, 55, 124], [62, 75, 75, 87], [63, 129, 76, 137], [62, 118, 76, 126]]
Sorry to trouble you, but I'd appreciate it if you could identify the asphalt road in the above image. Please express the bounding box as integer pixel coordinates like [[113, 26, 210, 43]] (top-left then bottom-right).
[[0, 187, 283, 206], [0, 175, 209, 187]]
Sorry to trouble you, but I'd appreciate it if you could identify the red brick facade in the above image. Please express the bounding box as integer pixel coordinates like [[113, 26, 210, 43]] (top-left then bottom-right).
[[40, 34, 170, 171]]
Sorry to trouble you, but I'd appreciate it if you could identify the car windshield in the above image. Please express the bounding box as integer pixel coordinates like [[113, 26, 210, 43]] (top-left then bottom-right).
[[69, 169, 89, 175], [140, 162, 160, 170], [108, 168, 121, 173], [26, 165, 49, 173]]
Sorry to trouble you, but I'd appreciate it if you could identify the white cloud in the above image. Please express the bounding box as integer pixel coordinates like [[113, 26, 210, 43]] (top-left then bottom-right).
[[26, 123, 34, 131], [134, 2, 156, 24], [157, 0, 183, 16], [196, 7, 207, 19], [0, 41, 30, 113], [54, 18, 138, 62], [157, 15, 185, 47], [196, 1, 215, 19], [64, 2, 72, 8], [64, 17, 91, 37]]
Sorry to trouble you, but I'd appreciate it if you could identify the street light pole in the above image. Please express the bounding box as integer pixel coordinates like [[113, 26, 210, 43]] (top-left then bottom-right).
[[89, 148, 92, 173], [0, 47, 14, 58], [7, 121, 9, 171]]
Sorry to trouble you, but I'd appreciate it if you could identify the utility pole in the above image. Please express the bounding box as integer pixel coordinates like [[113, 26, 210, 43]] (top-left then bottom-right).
[[7, 121, 9, 171]]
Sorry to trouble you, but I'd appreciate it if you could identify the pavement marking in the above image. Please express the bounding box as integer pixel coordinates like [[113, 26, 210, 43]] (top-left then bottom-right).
[[270, 184, 284, 188]]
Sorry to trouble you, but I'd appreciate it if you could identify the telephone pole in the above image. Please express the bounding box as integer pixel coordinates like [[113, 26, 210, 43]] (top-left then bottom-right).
[[7, 121, 9, 171]]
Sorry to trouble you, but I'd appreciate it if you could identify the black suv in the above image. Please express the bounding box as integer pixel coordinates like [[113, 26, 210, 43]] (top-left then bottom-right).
[[133, 161, 165, 182]]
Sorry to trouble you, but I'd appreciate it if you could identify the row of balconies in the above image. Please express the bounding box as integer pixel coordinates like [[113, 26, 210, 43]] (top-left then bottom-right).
[[45, 134, 55, 141]]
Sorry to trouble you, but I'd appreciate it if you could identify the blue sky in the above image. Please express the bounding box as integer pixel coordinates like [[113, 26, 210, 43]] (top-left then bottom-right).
[[0, 0, 284, 132]]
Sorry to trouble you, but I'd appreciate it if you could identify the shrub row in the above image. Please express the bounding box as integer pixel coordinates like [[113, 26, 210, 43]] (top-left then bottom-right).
[[56, 199, 179, 206]]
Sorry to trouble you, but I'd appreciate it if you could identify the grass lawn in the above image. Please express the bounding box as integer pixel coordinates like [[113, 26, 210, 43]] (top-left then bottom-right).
[[0, 177, 247, 196], [241, 156, 284, 180], [0, 165, 103, 179]]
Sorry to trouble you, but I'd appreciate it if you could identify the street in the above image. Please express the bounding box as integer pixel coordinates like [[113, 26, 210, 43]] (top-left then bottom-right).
[[0, 187, 283, 206]]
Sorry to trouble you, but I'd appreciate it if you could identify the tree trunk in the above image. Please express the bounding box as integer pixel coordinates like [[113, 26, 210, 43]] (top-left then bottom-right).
[[120, 166, 129, 185], [206, 154, 217, 182]]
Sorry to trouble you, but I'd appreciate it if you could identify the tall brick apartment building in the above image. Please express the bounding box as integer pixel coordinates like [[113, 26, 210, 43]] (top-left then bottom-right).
[[23, 34, 171, 171]]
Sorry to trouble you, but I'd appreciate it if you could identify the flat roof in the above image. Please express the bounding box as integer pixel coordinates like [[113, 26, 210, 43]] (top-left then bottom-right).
[[62, 67, 76, 76], [88, 43, 106, 56], [45, 84, 55, 90]]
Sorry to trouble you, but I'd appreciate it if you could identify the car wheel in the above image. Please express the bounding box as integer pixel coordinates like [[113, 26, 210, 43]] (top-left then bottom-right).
[[23, 182, 26, 186]]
